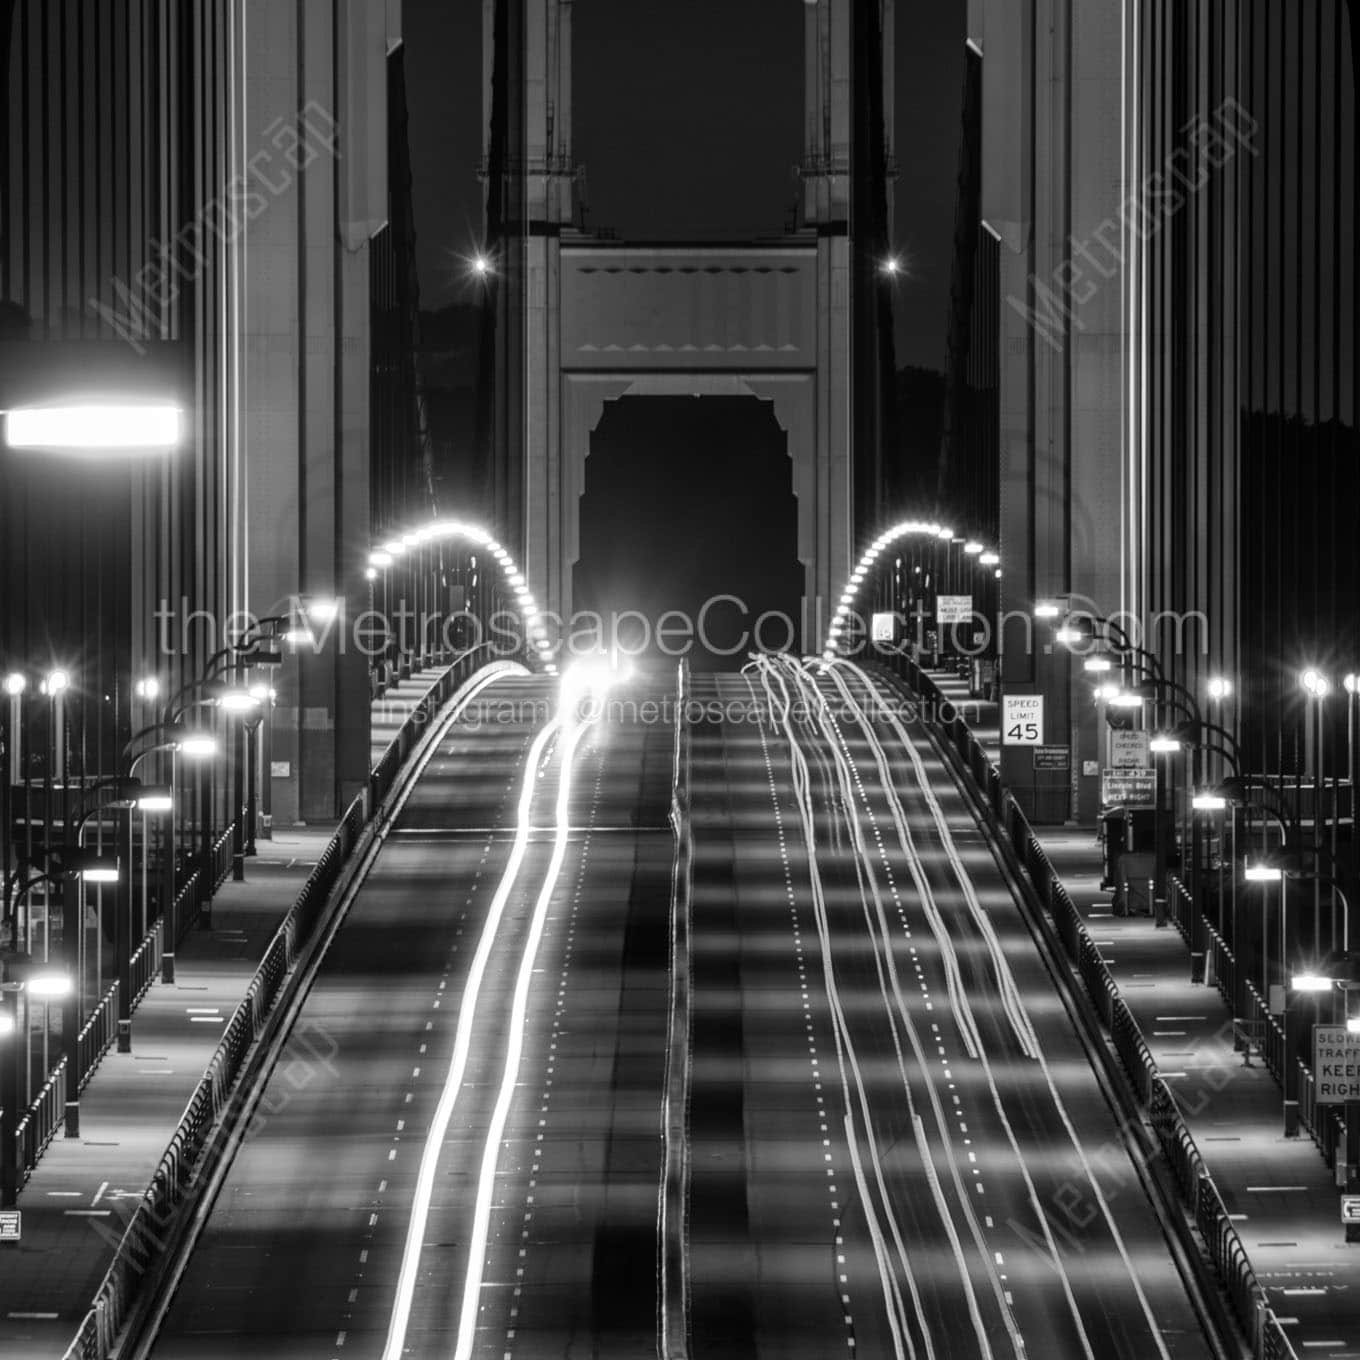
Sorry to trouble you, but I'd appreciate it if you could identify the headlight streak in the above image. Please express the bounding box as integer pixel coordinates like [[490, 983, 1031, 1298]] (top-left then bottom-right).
[[826, 660, 1173, 1360], [760, 655, 1018, 1359], [779, 657, 988, 1063], [824, 660, 1039, 1061], [743, 662, 921, 1360], [809, 659, 1094, 1357], [453, 705, 599, 1360], [380, 708, 564, 1360]]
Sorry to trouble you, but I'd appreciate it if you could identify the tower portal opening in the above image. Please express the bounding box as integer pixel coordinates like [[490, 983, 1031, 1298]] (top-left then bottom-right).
[[572, 396, 804, 672]]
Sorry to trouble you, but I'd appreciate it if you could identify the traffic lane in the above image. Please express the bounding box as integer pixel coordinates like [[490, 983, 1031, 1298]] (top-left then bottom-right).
[[151, 700, 552, 1357], [834, 700, 1214, 1358], [769, 731, 1021, 1359], [436, 693, 676, 1357], [465, 827, 674, 1359], [394, 676, 552, 832], [148, 838, 555, 1358], [687, 697, 866, 1360]]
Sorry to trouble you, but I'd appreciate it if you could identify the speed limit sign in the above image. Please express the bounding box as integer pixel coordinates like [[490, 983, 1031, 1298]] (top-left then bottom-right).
[[1002, 694, 1044, 746]]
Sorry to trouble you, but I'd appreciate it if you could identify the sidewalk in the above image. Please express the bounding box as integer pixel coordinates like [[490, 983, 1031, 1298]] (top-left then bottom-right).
[[924, 664, 1358, 1355], [0, 665, 451, 1358]]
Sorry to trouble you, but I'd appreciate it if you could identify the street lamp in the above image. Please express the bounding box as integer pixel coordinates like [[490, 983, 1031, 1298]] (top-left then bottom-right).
[[1, 961, 71, 1206], [1207, 676, 1233, 701], [2, 403, 182, 451]]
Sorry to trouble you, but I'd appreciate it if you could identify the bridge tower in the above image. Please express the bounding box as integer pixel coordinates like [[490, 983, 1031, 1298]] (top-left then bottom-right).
[[483, 0, 892, 642]]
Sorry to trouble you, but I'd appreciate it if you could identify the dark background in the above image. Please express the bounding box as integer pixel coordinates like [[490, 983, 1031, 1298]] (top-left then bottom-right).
[[402, 0, 966, 372]]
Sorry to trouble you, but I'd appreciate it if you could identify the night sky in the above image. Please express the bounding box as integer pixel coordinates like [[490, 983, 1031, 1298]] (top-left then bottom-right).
[[401, 0, 965, 372]]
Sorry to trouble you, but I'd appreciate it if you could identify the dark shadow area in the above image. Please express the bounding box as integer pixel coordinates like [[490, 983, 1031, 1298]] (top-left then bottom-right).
[[573, 396, 803, 671]]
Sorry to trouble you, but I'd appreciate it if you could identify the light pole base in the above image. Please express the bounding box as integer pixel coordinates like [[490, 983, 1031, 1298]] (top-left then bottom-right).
[[63, 1100, 80, 1139], [1284, 1099, 1300, 1137], [162, 951, 176, 985], [116, 1019, 131, 1054]]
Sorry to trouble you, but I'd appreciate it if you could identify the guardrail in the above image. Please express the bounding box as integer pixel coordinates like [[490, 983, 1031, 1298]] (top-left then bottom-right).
[[883, 652, 1297, 1360], [8, 819, 237, 1189], [62, 648, 501, 1360]]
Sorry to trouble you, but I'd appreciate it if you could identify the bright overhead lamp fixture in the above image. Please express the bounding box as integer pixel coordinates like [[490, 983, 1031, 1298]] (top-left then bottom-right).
[[4, 403, 182, 451]]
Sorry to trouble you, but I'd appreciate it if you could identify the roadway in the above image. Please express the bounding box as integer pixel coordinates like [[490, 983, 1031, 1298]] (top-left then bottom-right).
[[147, 668, 676, 1359], [685, 657, 1218, 1360], [142, 656, 1224, 1360]]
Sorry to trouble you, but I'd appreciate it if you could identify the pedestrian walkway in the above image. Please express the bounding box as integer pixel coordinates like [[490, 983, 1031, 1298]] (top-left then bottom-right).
[[0, 664, 452, 1359], [925, 662, 1358, 1356]]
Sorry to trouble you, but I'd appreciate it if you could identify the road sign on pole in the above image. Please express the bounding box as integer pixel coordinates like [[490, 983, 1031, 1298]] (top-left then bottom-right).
[[1314, 1026, 1360, 1102], [0, 1210, 20, 1242], [1002, 695, 1044, 746]]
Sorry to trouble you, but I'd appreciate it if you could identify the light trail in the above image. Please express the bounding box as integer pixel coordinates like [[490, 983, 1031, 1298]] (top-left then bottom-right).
[[806, 659, 1093, 1358], [830, 660, 1175, 1360], [380, 709, 563, 1360], [747, 664, 920, 1360], [452, 703, 599, 1360], [761, 656, 1022, 1359]]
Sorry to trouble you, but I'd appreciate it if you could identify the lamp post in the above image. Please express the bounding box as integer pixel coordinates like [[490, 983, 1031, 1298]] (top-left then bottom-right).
[[1, 674, 24, 952], [0, 960, 72, 1207]]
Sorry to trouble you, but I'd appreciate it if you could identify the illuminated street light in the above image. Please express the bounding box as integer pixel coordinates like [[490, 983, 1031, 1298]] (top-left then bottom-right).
[[134, 677, 161, 700], [3, 403, 182, 451], [1034, 601, 1062, 619], [306, 598, 341, 624], [79, 859, 120, 884], [1344, 673, 1358, 695], [1149, 736, 1181, 753], [26, 971, 72, 999], [1108, 692, 1144, 709], [880, 256, 901, 276], [45, 668, 70, 695], [1300, 668, 1332, 698], [177, 733, 218, 759], [381, 540, 405, 556], [364, 567, 378, 582], [1084, 657, 1113, 673], [980, 551, 1000, 566], [1291, 973, 1333, 993], [134, 785, 174, 813], [1206, 676, 1232, 700], [1244, 862, 1283, 882], [1094, 682, 1121, 702], [1055, 626, 1083, 647], [937, 527, 955, 541], [1192, 792, 1227, 811], [473, 254, 492, 276], [3, 673, 24, 696], [963, 541, 983, 554], [217, 690, 261, 714]]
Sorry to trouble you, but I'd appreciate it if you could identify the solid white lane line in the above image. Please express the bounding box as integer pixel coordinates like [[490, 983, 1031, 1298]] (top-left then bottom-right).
[[380, 713, 562, 1360], [453, 714, 595, 1360]]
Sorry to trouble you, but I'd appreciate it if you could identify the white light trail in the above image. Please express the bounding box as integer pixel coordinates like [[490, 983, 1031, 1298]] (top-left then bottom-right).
[[828, 660, 1174, 1360], [452, 707, 597, 1360], [380, 710, 563, 1360]]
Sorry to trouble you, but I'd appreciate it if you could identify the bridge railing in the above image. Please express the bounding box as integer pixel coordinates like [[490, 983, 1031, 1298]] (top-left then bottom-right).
[[881, 650, 1298, 1360], [7, 816, 238, 1192], [61, 649, 500, 1360]]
